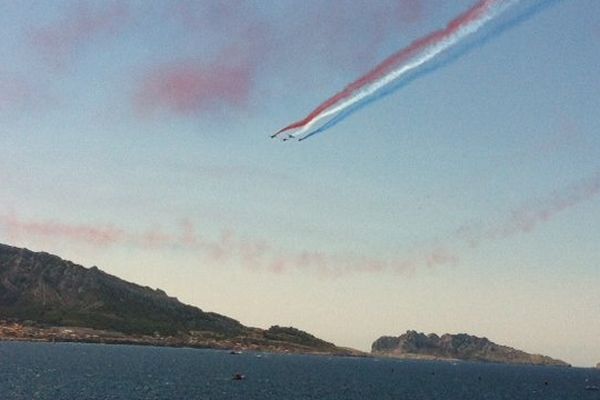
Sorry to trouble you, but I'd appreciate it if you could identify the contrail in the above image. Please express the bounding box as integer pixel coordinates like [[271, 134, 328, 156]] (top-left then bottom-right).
[[273, 0, 525, 141]]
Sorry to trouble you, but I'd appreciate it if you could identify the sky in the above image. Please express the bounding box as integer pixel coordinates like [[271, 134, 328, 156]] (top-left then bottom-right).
[[1, 0, 599, 367]]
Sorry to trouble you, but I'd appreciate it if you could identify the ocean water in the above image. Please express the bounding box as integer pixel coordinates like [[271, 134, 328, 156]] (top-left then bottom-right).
[[0, 342, 598, 399]]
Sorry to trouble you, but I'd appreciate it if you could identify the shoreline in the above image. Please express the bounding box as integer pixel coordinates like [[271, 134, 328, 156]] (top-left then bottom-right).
[[0, 321, 581, 368], [0, 335, 588, 369], [0, 321, 366, 358], [0, 337, 590, 369]]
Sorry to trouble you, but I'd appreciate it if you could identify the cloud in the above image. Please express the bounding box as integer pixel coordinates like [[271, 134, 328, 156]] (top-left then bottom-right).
[[29, 2, 129, 70]]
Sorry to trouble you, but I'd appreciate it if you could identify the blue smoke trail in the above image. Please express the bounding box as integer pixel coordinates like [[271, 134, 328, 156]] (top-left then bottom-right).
[[299, 0, 561, 142]]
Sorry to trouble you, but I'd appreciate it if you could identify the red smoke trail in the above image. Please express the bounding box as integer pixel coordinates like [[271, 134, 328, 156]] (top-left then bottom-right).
[[135, 25, 268, 117], [486, 173, 600, 241], [453, 172, 600, 250], [0, 213, 424, 277], [0, 76, 31, 111], [135, 63, 253, 115], [289, 0, 425, 74], [30, 3, 129, 69], [0, 214, 126, 247], [1, 172, 597, 277], [274, 0, 496, 137]]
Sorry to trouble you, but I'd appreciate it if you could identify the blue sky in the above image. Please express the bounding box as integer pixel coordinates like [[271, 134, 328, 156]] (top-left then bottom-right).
[[1, 0, 599, 366]]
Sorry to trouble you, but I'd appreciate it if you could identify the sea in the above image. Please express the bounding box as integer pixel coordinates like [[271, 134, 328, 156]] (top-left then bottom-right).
[[1, 341, 598, 399]]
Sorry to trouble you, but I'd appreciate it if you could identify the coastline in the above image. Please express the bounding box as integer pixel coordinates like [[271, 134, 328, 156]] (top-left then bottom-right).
[[0, 321, 366, 357], [372, 352, 573, 368], [0, 321, 578, 368]]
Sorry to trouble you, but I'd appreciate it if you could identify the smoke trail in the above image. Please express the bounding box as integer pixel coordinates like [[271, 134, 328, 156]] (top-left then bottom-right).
[[1, 168, 596, 277], [299, 0, 559, 141], [485, 171, 600, 240], [274, 0, 510, 139], [274, 0, 546, 141]]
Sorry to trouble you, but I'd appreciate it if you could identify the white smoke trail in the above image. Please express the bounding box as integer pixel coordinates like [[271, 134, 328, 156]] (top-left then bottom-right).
[[289, 0, 519, 139]]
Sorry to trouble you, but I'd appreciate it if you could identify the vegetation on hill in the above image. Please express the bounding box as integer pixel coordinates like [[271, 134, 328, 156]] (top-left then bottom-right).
[[0, 243, 244, 336], [0, 243, 359, 356]]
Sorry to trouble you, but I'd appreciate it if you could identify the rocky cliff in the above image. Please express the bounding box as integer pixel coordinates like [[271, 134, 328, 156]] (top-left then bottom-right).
[[372, 330, 569, 366], [0, 243, 359, 355], [0, 243, 244, 336]]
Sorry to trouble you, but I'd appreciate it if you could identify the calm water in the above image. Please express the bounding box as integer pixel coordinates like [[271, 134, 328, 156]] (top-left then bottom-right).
[[1, 342, 599, 399]]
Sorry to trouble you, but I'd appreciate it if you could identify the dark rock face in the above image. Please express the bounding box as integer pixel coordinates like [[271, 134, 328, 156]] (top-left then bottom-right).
[[372, 330, 569, 366], [0, 243, 245, 336], [0, 243, 363, 355]]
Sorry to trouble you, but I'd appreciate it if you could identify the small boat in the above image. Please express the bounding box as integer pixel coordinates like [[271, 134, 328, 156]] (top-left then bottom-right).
[[232, 373, 245, 381], [229, 350, 242, 355], [585, 385, 599, 391]]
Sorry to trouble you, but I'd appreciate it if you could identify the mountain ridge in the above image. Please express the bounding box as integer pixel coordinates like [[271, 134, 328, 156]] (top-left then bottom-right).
[[372, 330, 569, 366], [0, 243, 362, 356]]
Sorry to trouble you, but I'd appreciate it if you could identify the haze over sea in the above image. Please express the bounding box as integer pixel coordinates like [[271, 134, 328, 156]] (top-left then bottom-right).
[[1, 342, 599, 400]]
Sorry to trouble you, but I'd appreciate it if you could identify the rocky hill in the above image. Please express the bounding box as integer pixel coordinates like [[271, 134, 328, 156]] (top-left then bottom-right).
[[0, 243, 360, 355], [372, 330, 569, 366]]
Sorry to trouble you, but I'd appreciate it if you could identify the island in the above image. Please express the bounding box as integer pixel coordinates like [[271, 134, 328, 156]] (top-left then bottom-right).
[[0, 243, 363, 356], [372, 330, 569, 366]]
